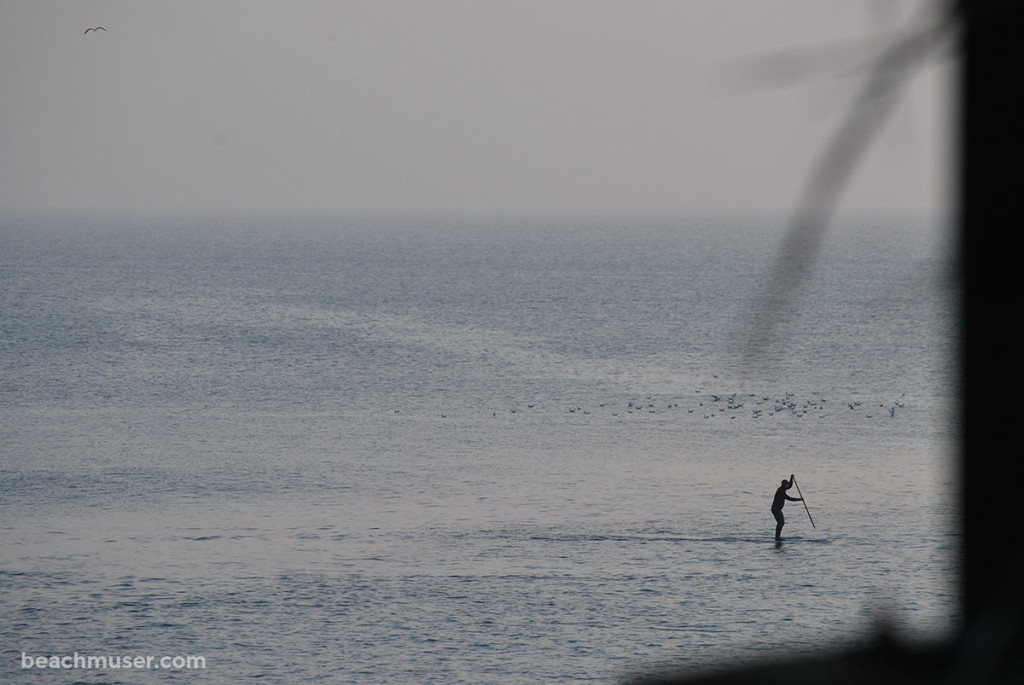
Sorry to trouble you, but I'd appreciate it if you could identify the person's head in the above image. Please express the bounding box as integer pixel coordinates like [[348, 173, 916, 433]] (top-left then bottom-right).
[[781, 479, 790, 488]]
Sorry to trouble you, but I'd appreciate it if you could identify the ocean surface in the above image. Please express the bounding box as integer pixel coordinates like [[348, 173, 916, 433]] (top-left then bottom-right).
[[2, 211, 959, 683]]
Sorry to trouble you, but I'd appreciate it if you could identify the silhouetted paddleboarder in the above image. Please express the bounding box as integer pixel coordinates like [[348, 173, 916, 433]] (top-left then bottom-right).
[[772, 474, 803, 541]]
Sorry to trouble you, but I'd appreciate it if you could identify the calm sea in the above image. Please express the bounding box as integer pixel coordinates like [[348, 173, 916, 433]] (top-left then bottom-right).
[[2, 212, 958, 683]]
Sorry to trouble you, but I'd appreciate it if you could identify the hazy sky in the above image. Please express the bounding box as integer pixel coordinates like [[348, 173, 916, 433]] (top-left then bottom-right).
[[1, 1, 950, 216]]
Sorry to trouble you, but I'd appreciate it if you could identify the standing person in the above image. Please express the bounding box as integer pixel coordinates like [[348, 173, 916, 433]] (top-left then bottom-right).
[[772, 474, 803, 541]]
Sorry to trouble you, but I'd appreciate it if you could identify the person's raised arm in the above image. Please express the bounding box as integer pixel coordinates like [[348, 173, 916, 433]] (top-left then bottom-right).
[[787, 477, 802, 501]]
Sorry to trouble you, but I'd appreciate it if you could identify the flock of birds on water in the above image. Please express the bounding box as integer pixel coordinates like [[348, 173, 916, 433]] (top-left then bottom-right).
[[406, 389, 909, 422]]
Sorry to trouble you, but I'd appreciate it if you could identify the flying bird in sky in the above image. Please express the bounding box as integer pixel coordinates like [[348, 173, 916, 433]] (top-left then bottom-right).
[[83, 27, 107, 34]]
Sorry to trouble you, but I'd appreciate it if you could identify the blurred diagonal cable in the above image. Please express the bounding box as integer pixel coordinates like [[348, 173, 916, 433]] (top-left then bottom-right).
[[742, 2, 953, 368]]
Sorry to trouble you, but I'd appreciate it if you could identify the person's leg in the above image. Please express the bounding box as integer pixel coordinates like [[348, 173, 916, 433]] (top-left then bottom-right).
[[774, 510, 784, 540]]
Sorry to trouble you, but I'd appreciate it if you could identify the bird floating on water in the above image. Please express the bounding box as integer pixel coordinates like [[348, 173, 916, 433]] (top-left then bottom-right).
[[84, 26, 107, 34]]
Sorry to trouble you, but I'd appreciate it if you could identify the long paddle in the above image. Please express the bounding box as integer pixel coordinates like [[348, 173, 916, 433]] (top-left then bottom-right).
[[791, 476, 815, 528]]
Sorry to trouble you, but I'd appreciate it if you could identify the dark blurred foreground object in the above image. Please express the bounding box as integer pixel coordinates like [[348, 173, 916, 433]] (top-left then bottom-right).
[[631, 1, 1023, 682]]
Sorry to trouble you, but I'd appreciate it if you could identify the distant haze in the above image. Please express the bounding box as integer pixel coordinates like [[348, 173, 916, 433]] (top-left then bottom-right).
[[1, 0, 950, 216]]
